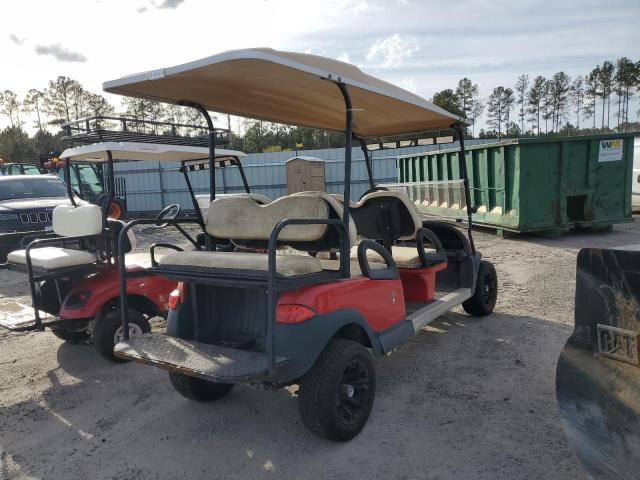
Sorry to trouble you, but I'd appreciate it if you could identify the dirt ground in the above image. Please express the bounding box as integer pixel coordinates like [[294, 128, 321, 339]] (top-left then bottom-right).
[[1, 221, 639, 480]]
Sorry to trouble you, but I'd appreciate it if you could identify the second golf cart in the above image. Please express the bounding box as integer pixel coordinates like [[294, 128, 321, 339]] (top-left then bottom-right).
[[106, 48, 498, 440], [1, 125, 259, 361]]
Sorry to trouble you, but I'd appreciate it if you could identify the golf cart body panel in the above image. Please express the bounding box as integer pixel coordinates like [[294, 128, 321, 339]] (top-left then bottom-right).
[[59, 264, 175, 320], [105, 47, 495, 440]]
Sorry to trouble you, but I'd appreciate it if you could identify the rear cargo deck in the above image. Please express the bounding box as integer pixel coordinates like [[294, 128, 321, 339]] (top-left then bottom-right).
[[0, 301, 58, 331], [114, 333, 287, 382]]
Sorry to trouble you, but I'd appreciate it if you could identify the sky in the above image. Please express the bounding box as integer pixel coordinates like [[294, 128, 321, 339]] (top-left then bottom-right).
[[2, 0, 640, 133]]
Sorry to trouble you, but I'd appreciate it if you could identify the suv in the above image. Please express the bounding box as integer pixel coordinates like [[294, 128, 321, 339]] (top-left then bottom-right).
[[0, 175, 78, 261]]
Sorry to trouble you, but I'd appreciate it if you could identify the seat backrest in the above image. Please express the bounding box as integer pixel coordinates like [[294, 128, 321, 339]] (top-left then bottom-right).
[[106, 219, 137, 254], [196, 193, 272, 216], [52, 204, 103, 237], [350, 190, 422, 245], [206, 192, 356, 251]]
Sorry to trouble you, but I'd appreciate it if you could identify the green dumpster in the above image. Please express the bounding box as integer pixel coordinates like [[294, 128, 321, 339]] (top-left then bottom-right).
[[394, 134, 635, 235]]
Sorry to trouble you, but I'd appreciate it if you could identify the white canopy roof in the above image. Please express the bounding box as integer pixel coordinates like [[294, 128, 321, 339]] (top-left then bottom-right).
[[103, 48, 464, 138], [59, 142, 247, 163]]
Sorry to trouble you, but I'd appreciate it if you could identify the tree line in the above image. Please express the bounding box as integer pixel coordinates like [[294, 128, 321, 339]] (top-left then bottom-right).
[[431, 57, 640, 139], [2, 58, 639, 161], [0, 76, 345, 161]]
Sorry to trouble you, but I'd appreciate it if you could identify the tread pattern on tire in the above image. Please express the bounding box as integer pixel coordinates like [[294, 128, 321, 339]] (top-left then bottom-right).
[[462, 260, 498, 316], [298, 338, 374, 441], [93, 309, 150, 362], [169, 372, 234, 402]]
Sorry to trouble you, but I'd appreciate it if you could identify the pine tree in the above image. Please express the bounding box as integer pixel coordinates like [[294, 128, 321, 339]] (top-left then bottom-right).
[[514, 74, 529, 133], [527, 76, 547, 137], [570, 77, 584, 130]]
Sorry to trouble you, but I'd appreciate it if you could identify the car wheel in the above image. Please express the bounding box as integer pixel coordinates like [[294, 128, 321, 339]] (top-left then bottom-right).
[[93, 309, 150, 362], [169, 372, 234, 402], [462, 260, 498, 316], [298, 338, 375, 441]]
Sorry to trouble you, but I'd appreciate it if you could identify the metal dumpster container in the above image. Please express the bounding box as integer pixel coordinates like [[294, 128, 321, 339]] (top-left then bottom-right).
[[395, 134, 635, 235]]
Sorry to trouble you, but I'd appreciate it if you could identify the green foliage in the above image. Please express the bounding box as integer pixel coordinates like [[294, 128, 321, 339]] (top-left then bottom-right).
[[431, 89, 463, 117]]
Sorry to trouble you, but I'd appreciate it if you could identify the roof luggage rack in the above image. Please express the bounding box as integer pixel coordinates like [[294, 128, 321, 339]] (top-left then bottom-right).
[[361, 128, 457, 151], [61, 115, 229, 148]]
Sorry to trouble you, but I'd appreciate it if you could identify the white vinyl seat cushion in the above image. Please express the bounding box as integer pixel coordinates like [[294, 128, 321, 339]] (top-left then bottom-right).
[[316, 245, 426, 268], [7, 247, 97, 270], [158, 251, 323, 277], [53, 203, 103, 237], [358, 246, 422, 267], [124, 252, 165, 270]]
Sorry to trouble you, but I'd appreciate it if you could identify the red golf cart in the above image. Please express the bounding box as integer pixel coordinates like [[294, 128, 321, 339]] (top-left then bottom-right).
[[1, 131, 258, 361], [106, 48, 498, 440]]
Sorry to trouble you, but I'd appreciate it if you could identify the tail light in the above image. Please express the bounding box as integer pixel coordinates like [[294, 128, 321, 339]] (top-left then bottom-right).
[[168, 282, 185, 311], [64, 290, 92, 309], [276, 304, 316, 324]]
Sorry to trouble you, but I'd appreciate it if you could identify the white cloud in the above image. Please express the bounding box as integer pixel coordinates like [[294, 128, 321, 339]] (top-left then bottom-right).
[[34, 44, 87, 63], [336, 51, 351, 63], [365, 33, 420, 68], [9, 34, 26, 46]]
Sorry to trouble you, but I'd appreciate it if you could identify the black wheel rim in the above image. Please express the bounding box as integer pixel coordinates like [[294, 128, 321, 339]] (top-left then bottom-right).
[[482, 271, 496, 306], [336, 359, 370, 426]]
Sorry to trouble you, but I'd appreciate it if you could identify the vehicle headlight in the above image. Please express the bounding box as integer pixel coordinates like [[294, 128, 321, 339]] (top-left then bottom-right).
[[0, 214, 19, 221]]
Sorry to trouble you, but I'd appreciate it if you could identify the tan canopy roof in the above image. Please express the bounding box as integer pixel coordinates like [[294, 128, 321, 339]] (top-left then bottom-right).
[[103, 48, 464, 138], [59, 142, 246, 163]]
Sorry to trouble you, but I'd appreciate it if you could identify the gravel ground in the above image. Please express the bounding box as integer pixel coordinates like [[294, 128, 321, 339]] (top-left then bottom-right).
[[1, 220, 639, 480]]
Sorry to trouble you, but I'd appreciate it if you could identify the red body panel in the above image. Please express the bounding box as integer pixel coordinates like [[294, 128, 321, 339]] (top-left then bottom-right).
[[278, 278, 406, 332], [398, 263, 448, 303], [60, 266, 176, 320]]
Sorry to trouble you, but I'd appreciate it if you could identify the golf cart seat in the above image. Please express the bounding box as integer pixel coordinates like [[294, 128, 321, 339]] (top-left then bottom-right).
[[158, 192, 357, 278], [337, 190, 445, 268], [7, 203, 104, 271], [195, 193, 272, 216]]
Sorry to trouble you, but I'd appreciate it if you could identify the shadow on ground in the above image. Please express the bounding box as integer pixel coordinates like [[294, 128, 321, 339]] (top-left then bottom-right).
[[0, 310, 582, 480]]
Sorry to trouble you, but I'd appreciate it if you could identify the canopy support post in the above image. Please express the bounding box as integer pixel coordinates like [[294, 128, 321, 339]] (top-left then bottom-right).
[[182, 160, 205, 227], [234, 159, 251, 193], [336, 83, 353, 278], [64, 160, 77, 207], [454, 124, 475, 253], [182, 102, 216, 251], [357, 137, 375, 189], [105, 150, 115, 222]]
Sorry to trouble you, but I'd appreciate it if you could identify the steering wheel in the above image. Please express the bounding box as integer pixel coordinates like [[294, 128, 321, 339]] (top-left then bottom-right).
[[359, 185, 389, 200], [154, 204, 181, 227]]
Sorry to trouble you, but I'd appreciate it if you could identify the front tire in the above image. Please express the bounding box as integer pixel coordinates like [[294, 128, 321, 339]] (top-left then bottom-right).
[[463, 260, 498, 316], [169, 372, 234, 402], [298, 339, 375, 441], [93, 309, 150, 362], [51, 326, 91, 343]]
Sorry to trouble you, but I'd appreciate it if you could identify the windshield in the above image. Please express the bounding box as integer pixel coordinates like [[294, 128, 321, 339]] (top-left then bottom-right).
[[22, 164, 41, 175], [75, 164, 104, 197], [0, 177, 69, 201]]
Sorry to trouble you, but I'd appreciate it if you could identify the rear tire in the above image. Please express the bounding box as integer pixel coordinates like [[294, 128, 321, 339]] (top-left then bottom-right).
[[463, 260, 498, 316], [169, 372, 234, 402], [51, 326, 91, 343], [93, 309, 150, 362], [298, 338, 375, 441]]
